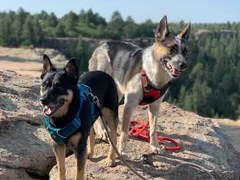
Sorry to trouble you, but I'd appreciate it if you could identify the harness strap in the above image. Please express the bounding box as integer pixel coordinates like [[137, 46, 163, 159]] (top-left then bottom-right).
[[44, 115, 81, 143], [43, 84, 98, 144], [139, 69, 172, 106]]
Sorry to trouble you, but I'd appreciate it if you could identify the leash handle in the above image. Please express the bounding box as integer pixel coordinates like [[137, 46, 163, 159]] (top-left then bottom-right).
[[129, 120, 181, 151]]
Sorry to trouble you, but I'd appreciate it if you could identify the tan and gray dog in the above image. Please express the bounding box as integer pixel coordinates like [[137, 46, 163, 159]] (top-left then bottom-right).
[[89, 16, 190, 157]]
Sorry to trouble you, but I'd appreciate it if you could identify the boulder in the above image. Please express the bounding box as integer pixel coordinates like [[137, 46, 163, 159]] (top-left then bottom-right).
[[0, 70, 55, 179], [0, 167, 35, 180]]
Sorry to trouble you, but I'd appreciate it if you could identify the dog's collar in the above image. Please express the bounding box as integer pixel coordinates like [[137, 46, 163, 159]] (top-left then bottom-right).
[[139, 68, 173, 106], [43, 84, 97, 144]]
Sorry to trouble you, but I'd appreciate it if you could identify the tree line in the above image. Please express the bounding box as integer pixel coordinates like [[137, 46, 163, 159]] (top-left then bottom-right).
[[168, 31, 240, 120], [0, 8, 239, 119]]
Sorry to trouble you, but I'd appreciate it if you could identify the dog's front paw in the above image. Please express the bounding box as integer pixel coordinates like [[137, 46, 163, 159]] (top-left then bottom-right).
[[150, 144, 165, 154], [104, 158, 115, 167]]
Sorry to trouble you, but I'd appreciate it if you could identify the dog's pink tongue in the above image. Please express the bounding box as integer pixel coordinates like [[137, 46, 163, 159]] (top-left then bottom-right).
[[173, 68, 179, 76], [43, 106, 55, 116]]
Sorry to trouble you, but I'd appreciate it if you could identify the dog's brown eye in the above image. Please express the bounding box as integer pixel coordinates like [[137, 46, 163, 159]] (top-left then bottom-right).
[[42, 80, 49, 87], [54, 82, 61, 87], [170, 45, 178, 53], [182, 48, 187, 56]]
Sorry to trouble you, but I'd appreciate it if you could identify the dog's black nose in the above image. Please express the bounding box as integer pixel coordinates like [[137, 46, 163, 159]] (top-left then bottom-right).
[[40, 98, 49, 105], [179, 62, 187, 69]]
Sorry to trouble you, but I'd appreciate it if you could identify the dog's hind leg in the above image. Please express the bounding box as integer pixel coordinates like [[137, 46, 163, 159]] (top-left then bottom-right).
[[53, 144, 66, 180], [87, 128, 95, 159], [93, 90, 123, 142], [102, 108, 118, 167], [93, 117, 108, 141], [148, 98, 165, 154]]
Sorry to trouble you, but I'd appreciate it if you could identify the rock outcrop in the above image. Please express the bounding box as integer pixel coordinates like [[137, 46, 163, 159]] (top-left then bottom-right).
[[0, 70, 55, 179], [0, 70, 240, 180]]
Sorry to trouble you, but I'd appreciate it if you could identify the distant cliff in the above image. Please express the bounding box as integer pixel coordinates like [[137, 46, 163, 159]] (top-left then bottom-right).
[[40, 30, 238, 52]]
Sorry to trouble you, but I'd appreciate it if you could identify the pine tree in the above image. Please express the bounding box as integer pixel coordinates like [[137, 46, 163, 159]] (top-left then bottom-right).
[[0, 15, 12, 45], [55, 23, 66, 37], [32, 18, 44, 45], [62, 11, 78, 37], [12, 16, 23, 46], [46, 13, 58, 27], [123, 16, 137, 38], [108, 11, 124, 39], [21, 16, 34, 46], [74, 37, 91, 72]]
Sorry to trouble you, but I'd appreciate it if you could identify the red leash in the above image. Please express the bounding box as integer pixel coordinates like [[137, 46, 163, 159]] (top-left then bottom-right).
[[129, 120, 181, 151]]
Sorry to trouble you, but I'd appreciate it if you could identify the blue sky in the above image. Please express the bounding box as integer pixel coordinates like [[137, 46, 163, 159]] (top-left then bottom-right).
[[0, 0, 239, 23]]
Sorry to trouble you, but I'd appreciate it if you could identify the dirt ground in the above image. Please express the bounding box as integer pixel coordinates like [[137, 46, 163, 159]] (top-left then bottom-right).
[[0, 47, 42, 77], [0, 47, 67, 77]]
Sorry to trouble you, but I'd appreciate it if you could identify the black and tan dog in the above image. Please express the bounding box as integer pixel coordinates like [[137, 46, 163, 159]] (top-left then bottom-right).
[[89, 16, 190, 157], [40, 55, 118, 180]]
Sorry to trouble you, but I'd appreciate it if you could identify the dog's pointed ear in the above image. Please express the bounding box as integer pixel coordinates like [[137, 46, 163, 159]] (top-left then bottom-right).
[[41, 54, 55, 79], [177, 23, 191, 40], [155, 16, 170, 41], [64, 58, 79, 80]]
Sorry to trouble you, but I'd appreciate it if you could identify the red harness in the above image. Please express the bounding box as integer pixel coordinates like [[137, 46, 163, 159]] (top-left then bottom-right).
[[139, 69, 172, 106], [129, 69, 180, 151]]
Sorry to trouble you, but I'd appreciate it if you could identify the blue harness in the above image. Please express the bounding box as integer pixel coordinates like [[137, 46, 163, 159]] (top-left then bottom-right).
[[43, 84, 98, 144]]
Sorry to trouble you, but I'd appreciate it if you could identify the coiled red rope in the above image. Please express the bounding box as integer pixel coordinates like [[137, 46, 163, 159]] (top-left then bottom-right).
[[129, 120, 181, 151]]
